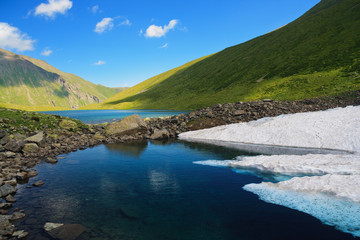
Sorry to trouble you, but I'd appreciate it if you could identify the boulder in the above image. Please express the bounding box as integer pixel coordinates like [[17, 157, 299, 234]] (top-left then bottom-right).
[[16, 172, 28, 181], [0, 184, 16, 197], [22, 143, 39, 153], [105, 114, 147, 136], [150, 129, 170, 140], [47, 224, 86, 240], [4, 140, 24, 152], [24, 131, 44, 144], [59, 120, 78, 130]]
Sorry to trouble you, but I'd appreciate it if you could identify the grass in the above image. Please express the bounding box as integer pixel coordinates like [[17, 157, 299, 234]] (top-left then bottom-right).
[[83, 0, 360, 110], [0, 107, 88, 134]]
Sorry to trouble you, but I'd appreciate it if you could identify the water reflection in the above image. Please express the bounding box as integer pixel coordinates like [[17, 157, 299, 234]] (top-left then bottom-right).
[[148, 170, 180, 193], [181, 139, 351, 155], [105, 141, 148, 157]]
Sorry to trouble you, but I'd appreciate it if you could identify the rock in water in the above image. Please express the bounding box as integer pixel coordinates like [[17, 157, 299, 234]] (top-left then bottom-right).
[[33, 180, 45, 187], [47, 224, 86, 240], [105, 114, 147, 136], [44, 223, 64, 232], [45, 157, 58, 164]]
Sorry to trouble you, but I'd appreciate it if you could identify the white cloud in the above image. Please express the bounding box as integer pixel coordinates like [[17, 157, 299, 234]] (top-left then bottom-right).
[[120, 19, 131, 26], [41, 48, 52, 56], [91, 5, 99, 14], [145, 19, 178, 38], [0, 22, 35, 52], [35, 0, 73, 18], [160, 43, 168, 48], [94, 18, 114, 34], [93, 60, 106, 66], [138, 29, 143, 36]]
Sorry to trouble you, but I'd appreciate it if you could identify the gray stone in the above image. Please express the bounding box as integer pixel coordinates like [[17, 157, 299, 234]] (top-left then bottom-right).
[[12, 230, 28, 239], [4, 151, 15, 158], [33, 180, 45, 187], [0, 218, 15, 236], [0, 130, 6, 139], [16, 172, 28, 181], [0, 203, 12, 209], [27, 170, 38, 178], [22, 143, 39, 153], [4, 180, 16, 186], [24, 131, 44, 144], [0, 145, 4, 152], [10, 211, 25, 220], [0, 135, 9, 145], [4, 140, 24, 152], [150, 129, 170, 140], [233, 110, 245, 116], [5, 195, 16, 203], [105, 114, 147, 136], [0, 184, 16, 197], [45, 157, 58, 164], [44, 222, 64, 232]]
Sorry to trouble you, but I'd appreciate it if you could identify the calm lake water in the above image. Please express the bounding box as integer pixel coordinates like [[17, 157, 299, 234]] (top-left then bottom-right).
[[40, 109, 188, 124], [14, 140, 353, 240]]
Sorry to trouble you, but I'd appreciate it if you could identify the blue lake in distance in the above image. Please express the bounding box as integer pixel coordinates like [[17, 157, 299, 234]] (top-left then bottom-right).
[[13, 140, 354, 240], [39, 109, 188, 124]]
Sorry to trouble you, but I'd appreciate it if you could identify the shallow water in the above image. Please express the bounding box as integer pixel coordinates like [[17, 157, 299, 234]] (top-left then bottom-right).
[[14, 140, 354, 240], [39, 109, 188, 124]]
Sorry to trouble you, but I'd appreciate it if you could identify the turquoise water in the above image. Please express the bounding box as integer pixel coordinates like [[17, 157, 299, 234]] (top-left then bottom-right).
[[40, 109, 188, 124], [14, 140, 353, 240]]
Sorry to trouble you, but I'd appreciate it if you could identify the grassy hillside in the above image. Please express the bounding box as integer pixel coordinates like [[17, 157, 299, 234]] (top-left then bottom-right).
[[85, 0, 360, 110], [0, 48, 124, 110]]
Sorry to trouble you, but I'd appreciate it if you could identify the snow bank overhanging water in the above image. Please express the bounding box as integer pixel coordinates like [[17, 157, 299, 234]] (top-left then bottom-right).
[[179, 106, 360, 152], [180, 106, 360, 237]]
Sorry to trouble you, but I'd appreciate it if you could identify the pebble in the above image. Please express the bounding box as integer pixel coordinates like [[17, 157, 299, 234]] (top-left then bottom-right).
[[32, 180, 45, 187]]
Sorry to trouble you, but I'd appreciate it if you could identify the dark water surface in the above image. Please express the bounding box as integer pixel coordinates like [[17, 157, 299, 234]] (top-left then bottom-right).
[[39, 110, 188, 124], [14, 140, 354, 240]]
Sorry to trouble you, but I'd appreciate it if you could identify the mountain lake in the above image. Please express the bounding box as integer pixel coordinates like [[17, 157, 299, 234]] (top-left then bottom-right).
[[12, 110, 355, 240]]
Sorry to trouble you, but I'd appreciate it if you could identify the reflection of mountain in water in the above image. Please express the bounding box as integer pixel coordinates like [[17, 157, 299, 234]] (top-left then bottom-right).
[[105, 141, 148, 157]]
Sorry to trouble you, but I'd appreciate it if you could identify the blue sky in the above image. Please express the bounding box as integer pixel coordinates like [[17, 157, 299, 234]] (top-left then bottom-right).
[[0, 0, 320, 88]]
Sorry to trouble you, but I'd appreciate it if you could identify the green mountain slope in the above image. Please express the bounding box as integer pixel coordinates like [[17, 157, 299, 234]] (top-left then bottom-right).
[[0, 48, 124, 110], [87, 0, 360, 110]]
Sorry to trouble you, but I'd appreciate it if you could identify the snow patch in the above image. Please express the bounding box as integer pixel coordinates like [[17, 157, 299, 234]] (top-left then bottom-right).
[[244, 177, 360, 237], [179, 106, 360, 152]]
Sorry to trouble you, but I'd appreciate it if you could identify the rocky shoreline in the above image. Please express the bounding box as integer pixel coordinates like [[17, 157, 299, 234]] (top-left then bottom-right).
[[0, 91, 359, 239]]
